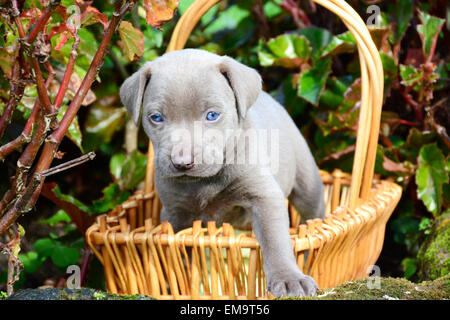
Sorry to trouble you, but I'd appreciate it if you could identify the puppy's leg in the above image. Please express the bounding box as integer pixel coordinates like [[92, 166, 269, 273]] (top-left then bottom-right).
[[249, 177, 318, 297], [288, 160, 326, 224], [160, 207, 193, 233]]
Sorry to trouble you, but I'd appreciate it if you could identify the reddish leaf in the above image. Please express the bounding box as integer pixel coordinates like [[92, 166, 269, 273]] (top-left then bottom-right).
[[404, 48, 425, 67], [382, 156, 410, 173], [67, 71, 97, 106], [0, 49, 14, 76], [54, 4, 67, 21], [342, 78, 362, 110], [21, 7, 42, 19], [143, 0, 179, 29], [117, 21, 144, 61], [321, 144, 355, 162], [22, 7, 42, 32], [81, 6, 108, 28], [49, 24, 74, 50]]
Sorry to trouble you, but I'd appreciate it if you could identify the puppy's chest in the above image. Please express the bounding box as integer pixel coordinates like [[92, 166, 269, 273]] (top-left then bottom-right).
[[171, 183, 252, 229], [198, 197, 252, 230]]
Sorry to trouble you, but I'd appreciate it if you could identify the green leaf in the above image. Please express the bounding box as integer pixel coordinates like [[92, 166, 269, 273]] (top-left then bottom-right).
[[110, 152, 126, 181], [400, 128, 437, 162], [19, 251, 44, 274], [77, 28, 99, 67], [259, 34, 311, 68], [272, 76, 308, 119], [318, 77, 349, 109], [390, 0, 414, 43], [119, 150, 148, 190], [401, 258, 417, 279], [264, 1, 282, 19], [391, 217, 420, 244], [51, 184, 94, 215], [143, 27, 163, 50], [118, 21, 145, 61], [204, 5, 250, 36], [16, 84, 38, 120], [417, 10, 445, 57], [92, 183, 131, 213], [320, 31, 356, 58], [296, 27, 333, 61], [400, 64, 424, 87], [416, 143, 449, 216], [57, 105, 83, 152], [297, 58, 332, 105], [419, 217, 432, 234], [34, 238, 56, 257], [268, 34, 309, 59], [50, 245, 81, 268], [83, 96, 127, 152], [380, 52, 397, 90], [39, 209, 72, 227]]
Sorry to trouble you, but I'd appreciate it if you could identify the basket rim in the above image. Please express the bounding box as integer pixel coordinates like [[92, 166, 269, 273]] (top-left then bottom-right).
[[86, 172, 402, 251]]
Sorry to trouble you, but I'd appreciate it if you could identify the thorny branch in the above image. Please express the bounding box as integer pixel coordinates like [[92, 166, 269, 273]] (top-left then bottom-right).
[[0, 0, 134, 238], [0, 224, 24, 296]]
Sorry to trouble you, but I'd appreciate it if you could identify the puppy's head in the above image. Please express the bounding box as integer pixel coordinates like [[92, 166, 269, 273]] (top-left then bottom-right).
[[120, 49, 261, 179]]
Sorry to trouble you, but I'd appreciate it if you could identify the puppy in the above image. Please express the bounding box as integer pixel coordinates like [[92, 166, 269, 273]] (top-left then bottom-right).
[[120, 49, 325, 297]]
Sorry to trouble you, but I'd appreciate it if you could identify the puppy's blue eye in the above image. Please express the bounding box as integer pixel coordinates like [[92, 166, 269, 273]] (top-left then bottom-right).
[[150, 113, 164, 123], [206, 111, 220, 121]]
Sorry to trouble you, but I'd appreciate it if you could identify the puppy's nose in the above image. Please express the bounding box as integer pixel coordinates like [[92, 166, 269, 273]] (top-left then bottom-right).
[[171, 160, 195, 172]]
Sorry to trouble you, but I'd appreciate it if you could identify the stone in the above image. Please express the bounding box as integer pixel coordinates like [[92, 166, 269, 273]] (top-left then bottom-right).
[[417, 212, 450, 282]]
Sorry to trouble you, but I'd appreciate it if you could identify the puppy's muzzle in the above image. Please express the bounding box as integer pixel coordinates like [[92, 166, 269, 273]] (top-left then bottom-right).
[[171, 159, 195, 172]]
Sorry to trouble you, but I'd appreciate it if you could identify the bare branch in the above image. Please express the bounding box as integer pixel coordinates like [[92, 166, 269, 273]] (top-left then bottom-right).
[[0, 61, 26, 141], [36, 151, 96, 178], [0, 0, 132, 236]]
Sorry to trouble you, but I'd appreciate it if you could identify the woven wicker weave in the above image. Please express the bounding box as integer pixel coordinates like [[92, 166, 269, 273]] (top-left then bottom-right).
[[86, 0, 402, 300]]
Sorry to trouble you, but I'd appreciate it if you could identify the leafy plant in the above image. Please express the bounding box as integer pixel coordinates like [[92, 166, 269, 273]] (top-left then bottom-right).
[[0, 0, 179, 294], [0, 0, 448, 292], [253, 0, 449, 280]]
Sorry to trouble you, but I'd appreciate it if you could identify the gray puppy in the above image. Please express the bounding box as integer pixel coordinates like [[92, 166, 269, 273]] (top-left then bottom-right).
[[120, 49, 325, 297]]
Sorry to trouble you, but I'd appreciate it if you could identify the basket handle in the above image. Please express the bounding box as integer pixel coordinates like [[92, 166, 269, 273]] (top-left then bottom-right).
[[145, 0, 384, 210]]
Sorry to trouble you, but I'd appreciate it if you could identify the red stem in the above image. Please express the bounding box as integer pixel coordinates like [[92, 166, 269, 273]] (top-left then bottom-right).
[[400, 89, 424, 125], [80, 247, 92, 286], [0, 61, 25, 140], [29, 57, 53, 114], [53, 33, 80, 110], [11, 0, 25, 38], [281, 0, 311, 27], [26, 0, 61, 43], [0, 99, 41, 161], [398, 119, 418, 127], [0, 0, 130, 235]]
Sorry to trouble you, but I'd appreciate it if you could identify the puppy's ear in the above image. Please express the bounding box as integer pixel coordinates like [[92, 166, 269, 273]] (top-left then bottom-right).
[[120, 62, 152, 125], [219, 57, 262, 119]]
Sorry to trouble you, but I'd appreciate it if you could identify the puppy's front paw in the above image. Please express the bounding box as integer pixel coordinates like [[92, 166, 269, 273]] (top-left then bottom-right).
[[268, 272, 318, 298]]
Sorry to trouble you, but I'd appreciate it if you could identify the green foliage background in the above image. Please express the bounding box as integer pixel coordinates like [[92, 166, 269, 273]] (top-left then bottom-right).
[[0, 0, 448, 290]]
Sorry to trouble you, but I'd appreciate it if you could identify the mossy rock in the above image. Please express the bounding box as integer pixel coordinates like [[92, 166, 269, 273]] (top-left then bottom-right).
[[281, 274, 450, 300], [417, 212, 450, 282], [7, 288, 154, 300], [7, 276, 449, 300]]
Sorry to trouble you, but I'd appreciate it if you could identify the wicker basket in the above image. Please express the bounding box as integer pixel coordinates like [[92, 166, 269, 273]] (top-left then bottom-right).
[[86, 0, 402, 300]]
